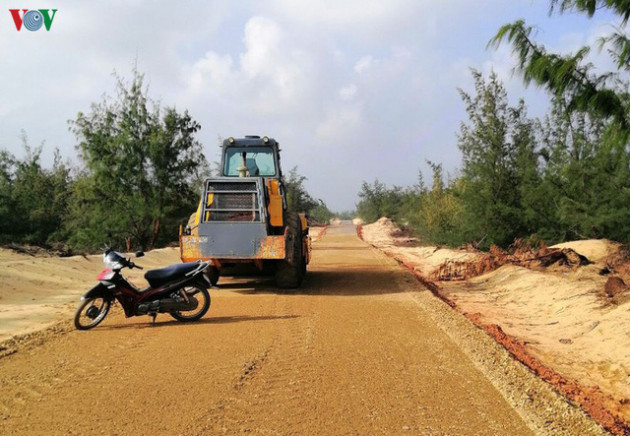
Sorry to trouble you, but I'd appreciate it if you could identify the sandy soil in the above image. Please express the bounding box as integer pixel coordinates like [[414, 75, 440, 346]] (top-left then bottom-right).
[[361, 217, 630, 432], [0, 247, 181, 343], [0, 226, 328, 346], [360, 217, 482, 276], [0, 223, 603, 435]]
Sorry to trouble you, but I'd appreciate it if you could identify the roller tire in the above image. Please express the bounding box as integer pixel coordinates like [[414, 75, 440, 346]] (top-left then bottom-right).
[[275, 212, 304, 289]]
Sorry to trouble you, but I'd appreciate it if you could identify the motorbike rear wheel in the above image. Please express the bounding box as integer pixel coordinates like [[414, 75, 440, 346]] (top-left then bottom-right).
[[169, 286, 210, 322], [74, 297, 111, 330]]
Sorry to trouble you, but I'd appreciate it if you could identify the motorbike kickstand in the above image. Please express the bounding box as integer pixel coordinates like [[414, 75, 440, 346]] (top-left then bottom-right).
[[149, 312, 157, 324]]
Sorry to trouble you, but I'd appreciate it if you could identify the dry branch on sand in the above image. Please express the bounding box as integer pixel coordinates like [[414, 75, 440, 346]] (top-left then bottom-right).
[[431, 239, 590, 282]]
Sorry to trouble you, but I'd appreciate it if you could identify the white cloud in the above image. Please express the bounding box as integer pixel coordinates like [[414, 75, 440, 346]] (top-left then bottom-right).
[[0, 0, 613, 210], [266, 0, 418, 30], [241, 17, 283, 78], [181, 15, 317, 117], [354, 56, 375, 74], [188, 52, 234, 94], [316, 106, 362, 142], [339, 84, 358, 100]]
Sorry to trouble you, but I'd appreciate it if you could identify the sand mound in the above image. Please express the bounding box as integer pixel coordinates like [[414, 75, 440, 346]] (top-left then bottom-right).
[[0, 247, 181, 342], [432, 240, 590, 281], [551, 239, 623, 263], [360, 217, 630, 426], [361, 218, 481, 276], [351, 217, 364, 226], [361, 217, 400, 242], [361, 217, 419, 247]]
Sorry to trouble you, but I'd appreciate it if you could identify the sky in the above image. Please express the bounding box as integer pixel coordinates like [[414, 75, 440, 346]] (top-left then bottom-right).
[[0, 1, 621, 211]]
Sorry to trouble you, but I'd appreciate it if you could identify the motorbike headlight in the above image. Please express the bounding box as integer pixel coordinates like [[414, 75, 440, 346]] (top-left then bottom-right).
[[103, 251, 125, 270]]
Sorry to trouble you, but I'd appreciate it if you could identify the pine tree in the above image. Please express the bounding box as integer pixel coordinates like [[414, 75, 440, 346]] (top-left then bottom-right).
[[68, 69, 208, 250], [456, 70, 536, 247]]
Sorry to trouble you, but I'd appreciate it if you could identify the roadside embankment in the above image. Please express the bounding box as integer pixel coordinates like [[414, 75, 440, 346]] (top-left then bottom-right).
[[360, 217, 630, 435]]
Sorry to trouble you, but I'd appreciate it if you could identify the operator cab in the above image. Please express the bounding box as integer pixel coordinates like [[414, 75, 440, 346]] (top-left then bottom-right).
[[221, 136, 282, 179]]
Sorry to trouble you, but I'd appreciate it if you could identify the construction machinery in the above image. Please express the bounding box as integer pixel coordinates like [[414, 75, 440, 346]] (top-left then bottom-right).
[[179, 136, 311, 288]]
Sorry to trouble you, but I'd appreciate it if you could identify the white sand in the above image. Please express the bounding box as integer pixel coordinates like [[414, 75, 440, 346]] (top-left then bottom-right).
[[362, 218, 630, 416], [0, 247, 181, 342]]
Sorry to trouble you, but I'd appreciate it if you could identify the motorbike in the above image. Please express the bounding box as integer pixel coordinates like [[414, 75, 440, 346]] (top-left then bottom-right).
[[74, 248, 212, 330]]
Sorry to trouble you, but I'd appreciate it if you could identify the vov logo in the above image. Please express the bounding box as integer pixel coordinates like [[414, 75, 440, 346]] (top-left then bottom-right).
[[10, 9, 58, 32]]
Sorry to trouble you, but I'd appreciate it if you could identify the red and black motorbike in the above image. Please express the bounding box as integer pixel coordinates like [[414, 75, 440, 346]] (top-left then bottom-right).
[[74, 249, 212, 330]]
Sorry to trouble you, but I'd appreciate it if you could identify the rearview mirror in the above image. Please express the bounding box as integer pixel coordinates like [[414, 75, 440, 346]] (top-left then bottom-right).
[[135, 251, 145, 258]]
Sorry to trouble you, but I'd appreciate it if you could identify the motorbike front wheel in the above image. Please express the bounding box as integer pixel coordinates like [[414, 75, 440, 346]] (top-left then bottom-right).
[[74, 297, 111, 330], [170, 286, 210, 322]]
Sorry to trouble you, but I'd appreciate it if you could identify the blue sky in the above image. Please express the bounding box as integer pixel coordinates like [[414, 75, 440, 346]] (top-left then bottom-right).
[[0, 1, 621, 210]]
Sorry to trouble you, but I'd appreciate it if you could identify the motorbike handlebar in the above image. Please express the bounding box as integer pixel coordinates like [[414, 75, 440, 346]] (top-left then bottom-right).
[[126, 259, 144, 270]]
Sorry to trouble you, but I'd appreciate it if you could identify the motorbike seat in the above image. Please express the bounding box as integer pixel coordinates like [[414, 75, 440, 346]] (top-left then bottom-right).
[[144, 262, 200, 288]]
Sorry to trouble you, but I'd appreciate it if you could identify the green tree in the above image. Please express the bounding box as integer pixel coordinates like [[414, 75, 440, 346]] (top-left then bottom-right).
[[356, 179, 405, 223], [0, 134, 72, 245], [535, 96, 630, 242], [285, 166, 318, 213], [457, 70, 536, 247], [334, 210, 357, 220], [489, 1, 630, 133], [284, 166, 333, 223], [0, 150, 16, 240], [309, 200, 334, 224], [550, 0, 630, 21], [68, 69, 208, 250], [414, 163, 465, 245], [355, 166, 466, 245], [491, 0, 630, 244]]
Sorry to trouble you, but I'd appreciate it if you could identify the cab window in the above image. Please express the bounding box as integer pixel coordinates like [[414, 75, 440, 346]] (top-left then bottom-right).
[[224, 147, 276, 176]]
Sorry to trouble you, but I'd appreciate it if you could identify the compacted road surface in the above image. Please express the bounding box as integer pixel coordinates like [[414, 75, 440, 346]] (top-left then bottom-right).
[[0, 223, 541, 434]]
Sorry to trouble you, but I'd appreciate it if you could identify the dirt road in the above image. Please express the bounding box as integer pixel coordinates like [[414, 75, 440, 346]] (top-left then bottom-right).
[[0, 223, 603, 435]]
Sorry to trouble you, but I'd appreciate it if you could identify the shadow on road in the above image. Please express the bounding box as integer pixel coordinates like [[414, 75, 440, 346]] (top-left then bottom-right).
[[301, 269, 410, 296], [99, 314, 299, 330], [219, 268, 412, 297]]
